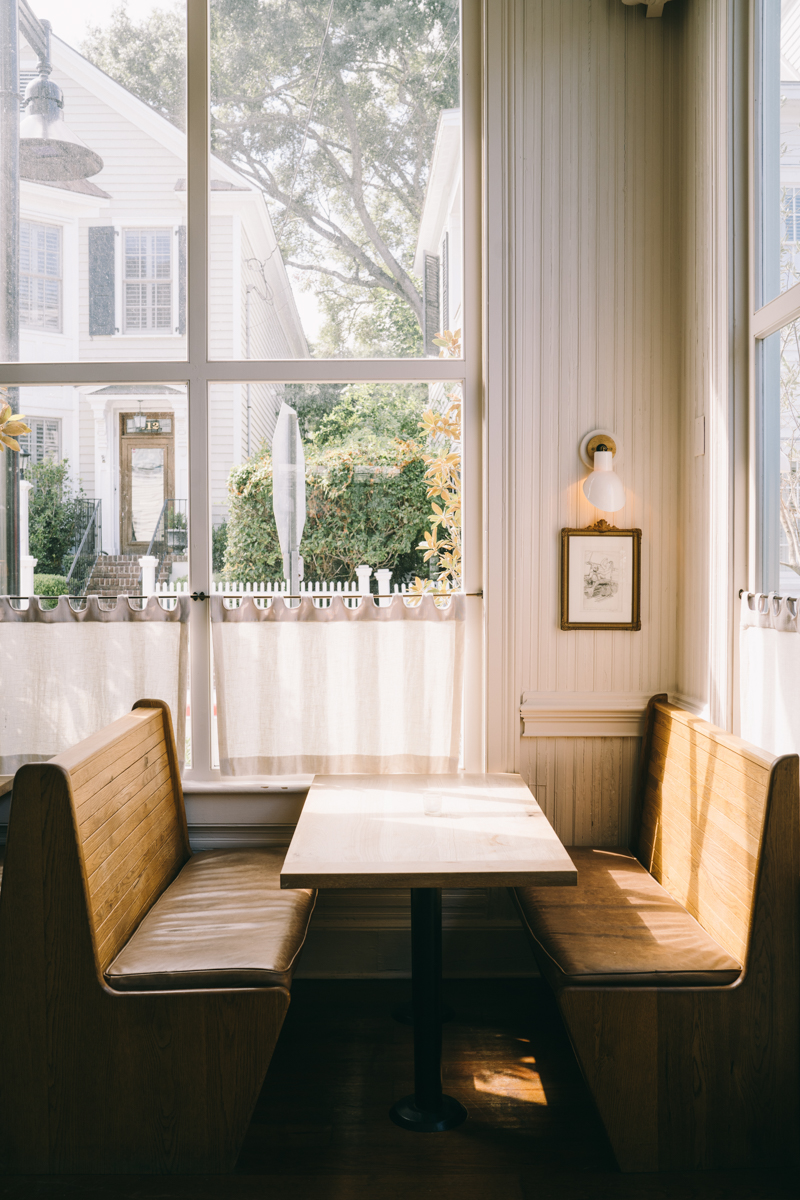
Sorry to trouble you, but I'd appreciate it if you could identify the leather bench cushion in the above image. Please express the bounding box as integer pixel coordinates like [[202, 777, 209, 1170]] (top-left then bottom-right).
[[105, 848, 316, 991], [513, 847, 742, 988]]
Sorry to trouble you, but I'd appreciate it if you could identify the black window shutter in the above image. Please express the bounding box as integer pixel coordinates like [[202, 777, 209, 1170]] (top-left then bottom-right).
[[423, 252, 440, 356], [88, 227, 116, 336], [177, 225, 186, 335]]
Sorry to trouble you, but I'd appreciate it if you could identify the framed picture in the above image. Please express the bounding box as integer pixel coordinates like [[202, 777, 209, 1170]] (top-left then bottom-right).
[[560, 521, 641, 631]]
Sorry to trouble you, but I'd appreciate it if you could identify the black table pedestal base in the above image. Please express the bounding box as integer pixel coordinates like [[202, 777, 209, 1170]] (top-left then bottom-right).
[[390, 1093, 467, 1133], [391, 888, 467, 1133]]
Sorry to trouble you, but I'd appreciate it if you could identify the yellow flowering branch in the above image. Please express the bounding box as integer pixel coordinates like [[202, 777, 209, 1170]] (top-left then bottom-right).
[[408, 328, 462, 597], [0, 390, 31, 453]]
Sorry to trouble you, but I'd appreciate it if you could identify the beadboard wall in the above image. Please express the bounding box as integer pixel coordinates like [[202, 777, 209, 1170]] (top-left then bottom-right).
[[485, 0, 700, 846]]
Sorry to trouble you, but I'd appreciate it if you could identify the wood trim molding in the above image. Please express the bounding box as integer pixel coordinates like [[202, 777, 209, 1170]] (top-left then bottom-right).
[[519, 692, 653, 737], [670, 692, 710, 719], [187, 823, 296, 850]]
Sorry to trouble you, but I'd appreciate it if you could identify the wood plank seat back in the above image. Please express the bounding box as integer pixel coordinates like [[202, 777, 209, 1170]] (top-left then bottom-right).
[[635, 700, 773, 968], [53, 699, 190, 975], [547, 694, 800, 1173], [0, 699, 294, 1173]]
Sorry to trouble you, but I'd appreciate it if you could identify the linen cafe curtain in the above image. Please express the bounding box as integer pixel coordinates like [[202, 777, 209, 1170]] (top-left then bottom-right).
[[0, 595, 189, 773], [739, 592, 800, 757], [211, 593, 465, 775]]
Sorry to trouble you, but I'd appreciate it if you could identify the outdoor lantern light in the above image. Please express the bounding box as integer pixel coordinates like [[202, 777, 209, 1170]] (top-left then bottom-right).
[[19, 23, 103, 183], [579, 429, 626, 513], [131, 399, 147, 433]]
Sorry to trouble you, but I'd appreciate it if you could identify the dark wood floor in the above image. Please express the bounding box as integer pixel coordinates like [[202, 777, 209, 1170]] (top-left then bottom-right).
[[2, 978, 796, 1199]]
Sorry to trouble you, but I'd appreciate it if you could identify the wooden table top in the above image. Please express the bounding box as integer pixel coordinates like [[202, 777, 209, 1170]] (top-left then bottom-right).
[[0, 776, 13, 799], [280, 773, 577, 889]]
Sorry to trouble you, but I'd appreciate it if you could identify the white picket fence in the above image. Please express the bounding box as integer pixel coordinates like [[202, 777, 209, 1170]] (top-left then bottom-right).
[[151, 565, 412, 608]]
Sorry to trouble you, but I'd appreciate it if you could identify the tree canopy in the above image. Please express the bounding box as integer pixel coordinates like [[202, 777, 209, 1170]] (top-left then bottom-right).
[[82, 0, 460, 356]]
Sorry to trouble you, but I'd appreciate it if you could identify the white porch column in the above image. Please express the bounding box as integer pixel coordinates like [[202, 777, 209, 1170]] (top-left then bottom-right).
[[375, 567, 392, 607], [88, 395, 114, 554], [139, 555, 158, 598], [173, 395, 189, 512], [19, 480, 37, 601], [19, 479, 32, 558], [356, 564, 372, 600]]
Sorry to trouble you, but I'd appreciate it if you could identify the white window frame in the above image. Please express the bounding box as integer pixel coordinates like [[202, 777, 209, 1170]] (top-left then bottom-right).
[[19, 218, 62, 334], [753, 0, 800, 593], [0, 0, 485, 784]]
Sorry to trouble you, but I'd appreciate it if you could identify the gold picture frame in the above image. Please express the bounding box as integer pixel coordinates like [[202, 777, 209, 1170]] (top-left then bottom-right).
[[560, 521, 641, 631]]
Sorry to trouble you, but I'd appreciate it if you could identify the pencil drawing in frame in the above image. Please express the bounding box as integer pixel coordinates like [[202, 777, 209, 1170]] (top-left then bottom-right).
[[560, 521, 641, 631]]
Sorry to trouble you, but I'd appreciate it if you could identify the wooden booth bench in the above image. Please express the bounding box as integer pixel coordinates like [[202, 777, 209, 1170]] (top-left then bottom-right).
[[0, 700, 317, 1174], [512, 696, 800, 1173]]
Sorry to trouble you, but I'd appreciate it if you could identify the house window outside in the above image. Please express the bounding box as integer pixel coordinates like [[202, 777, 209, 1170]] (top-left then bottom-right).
[[18, 417, 61, 465], [20, 221, 61, 333], [123, 230, 172, 333], [784, 186, 800, 243]]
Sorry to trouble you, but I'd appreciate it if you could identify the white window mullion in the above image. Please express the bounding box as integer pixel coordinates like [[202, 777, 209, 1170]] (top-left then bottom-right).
[[461, 0, 484, 773], [0, 358, 466, 387], [186, 0, 213, 779]]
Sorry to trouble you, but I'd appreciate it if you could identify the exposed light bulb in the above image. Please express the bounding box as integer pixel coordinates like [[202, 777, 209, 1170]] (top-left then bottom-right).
[[582, 447, 625, 513]]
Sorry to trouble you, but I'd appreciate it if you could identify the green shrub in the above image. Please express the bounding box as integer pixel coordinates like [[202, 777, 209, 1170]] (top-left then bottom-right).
[[212, 522, 228, 573], [223, 441, 430, 585], [33, 574, 68, 596], [26, 459, 86, 575]]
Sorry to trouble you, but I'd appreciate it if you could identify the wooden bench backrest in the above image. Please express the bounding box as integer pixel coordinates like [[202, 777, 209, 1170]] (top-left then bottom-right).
[[50, 700, 190, 974], [635, 699, 776, 966]]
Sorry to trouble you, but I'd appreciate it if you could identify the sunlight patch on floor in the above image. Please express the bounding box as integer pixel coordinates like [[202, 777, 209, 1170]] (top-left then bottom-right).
[[472, 1065, 549, 1104]]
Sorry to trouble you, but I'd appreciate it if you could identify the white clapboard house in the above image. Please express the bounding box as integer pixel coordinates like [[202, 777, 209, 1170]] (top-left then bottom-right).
[[17, 26, 307, 587]]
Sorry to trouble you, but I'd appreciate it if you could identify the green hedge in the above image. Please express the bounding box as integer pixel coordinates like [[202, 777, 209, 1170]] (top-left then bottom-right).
[[222, 440, 430, 584], [33, 574, 68, 596]]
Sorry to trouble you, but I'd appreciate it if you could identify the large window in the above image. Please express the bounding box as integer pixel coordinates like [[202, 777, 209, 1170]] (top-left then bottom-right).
[[755, 1, 800, 594], [19, 220, 61, 333], [123, 230, 173, 334], [0, 1, 481, 780]]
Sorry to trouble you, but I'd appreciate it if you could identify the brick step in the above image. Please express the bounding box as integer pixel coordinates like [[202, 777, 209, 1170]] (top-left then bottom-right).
[[85, 552, 187, 596]]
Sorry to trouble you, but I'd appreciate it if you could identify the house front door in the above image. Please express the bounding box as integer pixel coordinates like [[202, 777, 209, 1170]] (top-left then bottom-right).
[[120, 413, 175, 554]]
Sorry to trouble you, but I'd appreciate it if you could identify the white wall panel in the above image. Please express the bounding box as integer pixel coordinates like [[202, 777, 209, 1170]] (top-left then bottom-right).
[[485, 0, 685, 844]]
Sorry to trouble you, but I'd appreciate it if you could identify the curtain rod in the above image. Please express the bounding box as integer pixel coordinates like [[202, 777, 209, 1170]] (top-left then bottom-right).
[[739, 589, 799, 601], [191, 591, 484, 601], [2, 592, 484, 602]]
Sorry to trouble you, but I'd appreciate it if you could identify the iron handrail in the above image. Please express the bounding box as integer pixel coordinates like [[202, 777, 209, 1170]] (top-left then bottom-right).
[[143, 498, 188, 584], [64, 499, 102, 596]]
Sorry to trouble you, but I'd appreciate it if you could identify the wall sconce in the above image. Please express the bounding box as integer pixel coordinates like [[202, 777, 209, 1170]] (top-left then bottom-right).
[[579, 429, 625, 513]]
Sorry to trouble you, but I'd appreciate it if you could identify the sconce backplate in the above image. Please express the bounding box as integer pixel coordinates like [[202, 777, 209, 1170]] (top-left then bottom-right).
[[580, 428, 620, 469]]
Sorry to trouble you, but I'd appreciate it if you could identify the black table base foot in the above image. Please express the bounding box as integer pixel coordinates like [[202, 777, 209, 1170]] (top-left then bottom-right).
[[391, 1001, 455, 1026], [389, 1093, 467, 1133]]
